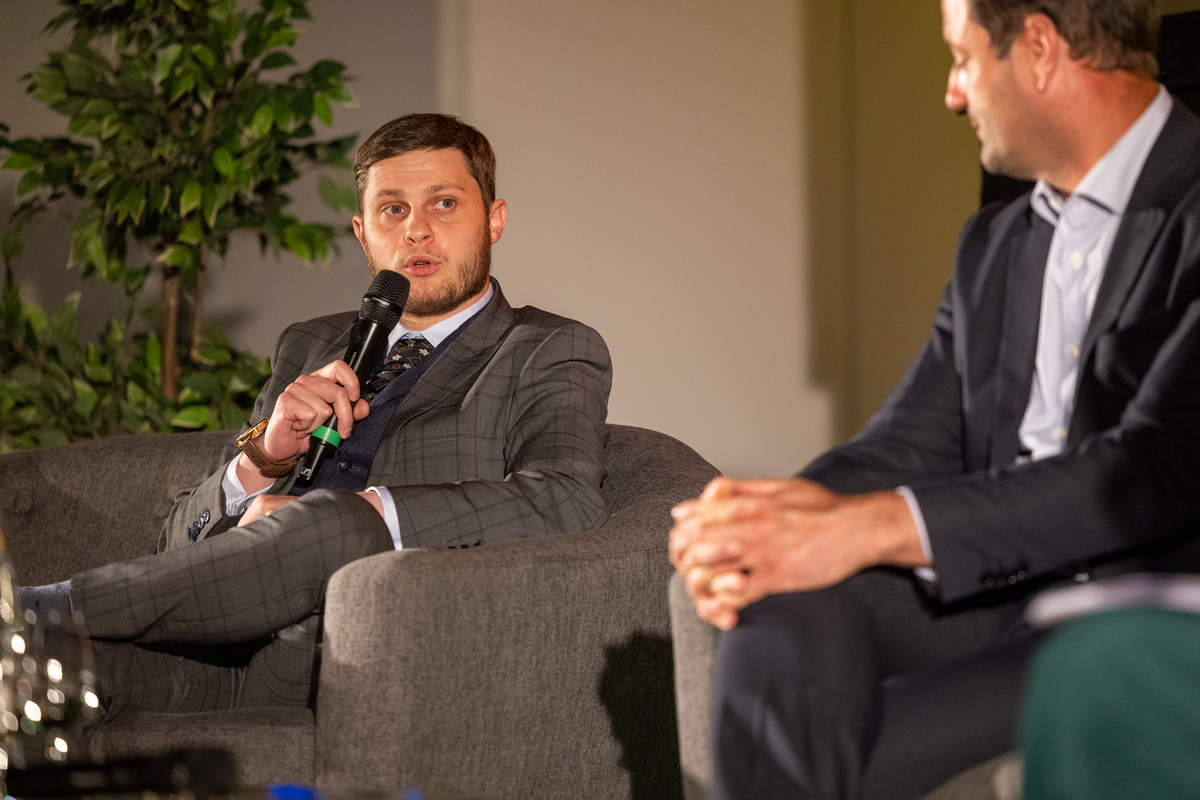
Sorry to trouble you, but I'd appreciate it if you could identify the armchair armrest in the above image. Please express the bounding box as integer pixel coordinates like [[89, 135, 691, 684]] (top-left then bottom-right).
[[0, 431, 229, 583], [670, 571, 718, 800], [316, 501, 678, 797]]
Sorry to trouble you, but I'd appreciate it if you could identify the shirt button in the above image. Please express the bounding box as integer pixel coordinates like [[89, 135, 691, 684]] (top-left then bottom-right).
[[1069, 344, 1081, 358], [1069, 252, 1083, 269], [1058, 427, 1068, 439], [338, 461, 350, 473]]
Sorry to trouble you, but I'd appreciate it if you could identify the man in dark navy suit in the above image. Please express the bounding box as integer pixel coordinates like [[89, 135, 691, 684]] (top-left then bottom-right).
[[671, 0, 1200, 797]]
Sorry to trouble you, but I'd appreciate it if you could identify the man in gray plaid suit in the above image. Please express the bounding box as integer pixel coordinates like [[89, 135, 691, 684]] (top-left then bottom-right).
[[24, 113, 611, 723]]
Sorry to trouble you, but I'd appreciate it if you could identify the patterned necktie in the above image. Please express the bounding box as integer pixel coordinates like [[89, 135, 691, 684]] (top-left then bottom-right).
[[362, 335, 433, 401]]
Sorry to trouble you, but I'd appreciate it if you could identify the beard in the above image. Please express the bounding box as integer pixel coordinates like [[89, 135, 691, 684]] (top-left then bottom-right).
[[365, 226, 492, 318]]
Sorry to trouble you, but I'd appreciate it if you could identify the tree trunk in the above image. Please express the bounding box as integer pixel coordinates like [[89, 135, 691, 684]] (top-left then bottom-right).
[[190, 261, 206, 364], [161, 265, 180, 402]]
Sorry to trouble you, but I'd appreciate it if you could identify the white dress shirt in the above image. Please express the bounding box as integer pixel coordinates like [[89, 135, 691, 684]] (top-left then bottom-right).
[[222, 282, 496, 550], [900, 87, 1173, 576]]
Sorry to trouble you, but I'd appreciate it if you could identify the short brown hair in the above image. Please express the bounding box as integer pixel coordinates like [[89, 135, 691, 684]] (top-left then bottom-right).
[[353, 113, 497, 212], [968, 0, 1159, 75]]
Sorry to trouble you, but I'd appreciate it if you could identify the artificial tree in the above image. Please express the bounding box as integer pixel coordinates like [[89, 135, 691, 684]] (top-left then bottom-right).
[[0, 0, 358, 402]]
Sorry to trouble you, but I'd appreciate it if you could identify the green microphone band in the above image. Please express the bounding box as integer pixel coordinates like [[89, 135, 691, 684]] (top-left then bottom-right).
[[311, 425, 342, 446]]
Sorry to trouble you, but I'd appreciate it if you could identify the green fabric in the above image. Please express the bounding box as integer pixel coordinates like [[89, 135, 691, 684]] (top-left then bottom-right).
[[1021, 608, 1200, 800]]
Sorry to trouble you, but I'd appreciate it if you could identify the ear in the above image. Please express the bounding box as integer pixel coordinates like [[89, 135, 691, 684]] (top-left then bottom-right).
[[1019, 12, 1064, 92], [352, 215, 366, 249], [488, 199, 508, 243]]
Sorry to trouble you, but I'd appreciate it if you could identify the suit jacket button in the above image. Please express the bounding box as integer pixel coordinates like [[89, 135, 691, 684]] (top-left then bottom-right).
[[188, 528, 199, 542]]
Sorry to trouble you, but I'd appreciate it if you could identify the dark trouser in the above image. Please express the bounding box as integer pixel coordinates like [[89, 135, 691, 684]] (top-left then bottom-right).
[[69, 490, 393, 722], [711, 568, 1045, 800]]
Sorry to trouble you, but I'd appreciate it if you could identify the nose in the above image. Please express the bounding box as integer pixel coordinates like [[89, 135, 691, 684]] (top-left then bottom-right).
[[404, 207, 432, 245], [944, 64, 966, 113]]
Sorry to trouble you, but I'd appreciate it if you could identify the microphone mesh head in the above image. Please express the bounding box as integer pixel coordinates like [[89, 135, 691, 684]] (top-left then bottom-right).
[[359, 271, 410, 327]]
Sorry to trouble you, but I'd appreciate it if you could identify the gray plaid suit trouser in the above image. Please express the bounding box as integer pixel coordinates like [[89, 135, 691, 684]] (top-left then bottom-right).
[[70, 490, 393, 720]]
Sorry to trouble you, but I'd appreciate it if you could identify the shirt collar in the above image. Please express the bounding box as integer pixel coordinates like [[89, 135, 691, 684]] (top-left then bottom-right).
[[1030, 84, 1172, 225], [389, 279, 495, 349]]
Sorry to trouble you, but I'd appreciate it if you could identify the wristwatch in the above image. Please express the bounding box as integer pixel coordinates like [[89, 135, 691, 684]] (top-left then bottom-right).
[[236, 420, 301, 478]]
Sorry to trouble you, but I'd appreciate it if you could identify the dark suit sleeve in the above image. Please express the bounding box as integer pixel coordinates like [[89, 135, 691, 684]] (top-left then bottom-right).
[[385, 321, 612, 548], [914, 292, 1200, 601], [803, 187, 1200, 603], [156, 321, 328, 552]]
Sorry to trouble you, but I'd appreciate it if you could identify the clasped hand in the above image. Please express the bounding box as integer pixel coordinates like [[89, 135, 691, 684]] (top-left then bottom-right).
[[669, 477, 923, 630]]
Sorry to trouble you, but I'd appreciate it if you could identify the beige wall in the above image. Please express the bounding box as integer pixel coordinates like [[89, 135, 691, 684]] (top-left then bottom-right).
[[809, 0, 982, 440], [439, 0, 833, 477]]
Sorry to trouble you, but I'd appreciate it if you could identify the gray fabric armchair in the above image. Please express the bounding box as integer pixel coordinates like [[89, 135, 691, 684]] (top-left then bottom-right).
[[0, 423, 719, 799], [668, 575, 1016, 800]]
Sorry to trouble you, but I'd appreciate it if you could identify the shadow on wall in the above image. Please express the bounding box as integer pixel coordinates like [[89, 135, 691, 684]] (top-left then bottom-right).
[[598, 632, 684, 800]]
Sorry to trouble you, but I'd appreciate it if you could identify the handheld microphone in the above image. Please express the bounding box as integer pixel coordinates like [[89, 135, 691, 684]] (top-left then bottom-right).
[[292, 271, 410, 489]]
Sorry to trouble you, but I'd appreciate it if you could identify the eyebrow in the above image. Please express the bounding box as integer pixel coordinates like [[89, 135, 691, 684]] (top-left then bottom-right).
[[372, 183, 470, 201]]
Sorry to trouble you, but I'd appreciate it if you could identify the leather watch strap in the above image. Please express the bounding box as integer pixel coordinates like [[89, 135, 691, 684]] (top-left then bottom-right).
[[237, 420, 301, 478]]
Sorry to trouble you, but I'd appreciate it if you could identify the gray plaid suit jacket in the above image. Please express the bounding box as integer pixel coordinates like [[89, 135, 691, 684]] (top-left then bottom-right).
[[158, 279, 612, 553]]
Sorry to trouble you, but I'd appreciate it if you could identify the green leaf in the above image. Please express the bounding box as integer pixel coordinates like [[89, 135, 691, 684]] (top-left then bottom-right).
[[311, 92, 332, 127], [150, 181, 171, 214], [16, 171, 42, 196], [86, 233, 108, 272], [192, 44, 218, 68], [199, 345, 232, 365], [157, 244, 195, 268], [117, 185, 147, 224], [263, 28, 298, 50], [72, 378, 98, 418], [20, 299, 49, 334], [180, 181, 203, 216], [309, 60, 345, 85], [2, 153, 36, 171], [324, 81, 357, 106], [126, 381, 147, 406], [124, 265, 152, 295], [260, 52, 295, 70], [169, 70, 196, 103], [212, 147, 236, 180], [83, 363, 113, 384], [247, 103, 275, 138], [180, 372, 221, 399], [198, 83, 216, 110], [177, 219, 204, 245], [317, 174, 357, 213], [170, 405, 210, 429], [154, 44, 184, 85]]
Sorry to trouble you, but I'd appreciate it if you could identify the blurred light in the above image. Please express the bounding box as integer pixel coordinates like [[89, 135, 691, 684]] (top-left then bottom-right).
[[23, 701, 40, 722], [54, 738, 67, 753], [83, 690, 99, 709], [10, 636, 23, 655], [46, 659, 63, 683], [46, 689, 64, 705], [2, 711, 17, 730]]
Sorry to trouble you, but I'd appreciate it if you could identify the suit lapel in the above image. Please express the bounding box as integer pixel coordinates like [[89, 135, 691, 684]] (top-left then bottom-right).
[[989, 211, 1053, 466], [388, 279, 516, 431], [1076, 102, 1200, 412]]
